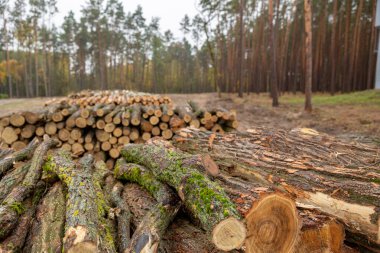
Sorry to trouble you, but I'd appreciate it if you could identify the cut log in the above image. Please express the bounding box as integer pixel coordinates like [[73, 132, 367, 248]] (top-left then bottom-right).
[[173, 127, 380, 250], [0, 138, 39, 178], [121, 141, 246, 251], [131, 104, 141, 126], [1, 127, 18, 144], [10, 114, 25, 127], [21, 124, 36, 139], [0, 137, 58, 239], [25, 182, 66, 253], [175, 105, 193, 123]]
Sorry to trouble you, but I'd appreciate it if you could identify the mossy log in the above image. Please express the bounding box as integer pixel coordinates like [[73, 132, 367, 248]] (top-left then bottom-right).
[[0, 162, 30, 202], [25, 182, 66, 253], [44, 153, 98, 252], [122, 183, 226, 253], [121, 142, 247, 251], [0, 199, 34, 252], [0, 148, 13, 159], [0, 137, 58, 239], [114, 160, 181, 253], [0, 138, 39, 178], [173, 127, 380, 250]]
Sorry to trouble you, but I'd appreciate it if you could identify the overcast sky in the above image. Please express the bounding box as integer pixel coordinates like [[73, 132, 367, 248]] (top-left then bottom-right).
[[54, 0, 199, 40]]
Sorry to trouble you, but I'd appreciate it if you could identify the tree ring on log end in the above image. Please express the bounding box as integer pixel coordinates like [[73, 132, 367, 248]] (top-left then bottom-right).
[[212, 217, 247, 251], [245, 194, 299, 253]]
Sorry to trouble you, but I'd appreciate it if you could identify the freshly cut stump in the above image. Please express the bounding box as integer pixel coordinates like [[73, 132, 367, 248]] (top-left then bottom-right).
[[244, 194, 299, 253]]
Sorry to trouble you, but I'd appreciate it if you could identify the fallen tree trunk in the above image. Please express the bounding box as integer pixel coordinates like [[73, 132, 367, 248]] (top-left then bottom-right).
[[173, 127, 380, 250], [121, 141, 300, 252]]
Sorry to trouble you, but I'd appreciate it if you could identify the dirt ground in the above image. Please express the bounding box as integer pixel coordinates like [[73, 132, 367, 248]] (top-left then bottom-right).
[[0, 92, 379, 145]]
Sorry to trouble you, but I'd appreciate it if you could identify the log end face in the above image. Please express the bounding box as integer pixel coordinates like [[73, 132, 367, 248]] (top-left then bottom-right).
[[245, 194, 299, 253], [212, 217, 247, 251], [64, 226, 97, 253], [66, 242, 98, 253]]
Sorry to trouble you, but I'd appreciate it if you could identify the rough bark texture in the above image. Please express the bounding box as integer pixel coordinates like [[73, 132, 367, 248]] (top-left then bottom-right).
[[173, 127, 380, 249], [0, 138, 58, 239], [44, 152, 100, 253], [0, 199, 34, 252], [111, 182, 131, 253], [0, 138, 39, 178], [25, 182, 66, 253], [0, 162, 30, 202], [122, 184, 225, 253]]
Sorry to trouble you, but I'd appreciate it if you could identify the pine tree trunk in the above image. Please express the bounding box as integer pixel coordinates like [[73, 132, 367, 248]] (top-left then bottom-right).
[[304, 0, 313, 112]]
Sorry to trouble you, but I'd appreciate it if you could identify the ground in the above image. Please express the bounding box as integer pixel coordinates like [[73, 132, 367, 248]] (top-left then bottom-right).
[[1, 90, 379, 145]]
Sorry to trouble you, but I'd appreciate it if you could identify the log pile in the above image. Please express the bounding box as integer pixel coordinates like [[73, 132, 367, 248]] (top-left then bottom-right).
[[173, 127, 380, 252], [0, 127, 376, 252], [0, 91, 237, 168]]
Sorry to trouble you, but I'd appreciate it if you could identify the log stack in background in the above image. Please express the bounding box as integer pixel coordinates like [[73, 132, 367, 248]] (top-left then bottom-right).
[[0, 90, 237, 168]]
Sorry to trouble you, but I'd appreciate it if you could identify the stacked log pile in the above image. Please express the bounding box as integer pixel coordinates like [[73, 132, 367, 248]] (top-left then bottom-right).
[[0, 92, 237, 168]]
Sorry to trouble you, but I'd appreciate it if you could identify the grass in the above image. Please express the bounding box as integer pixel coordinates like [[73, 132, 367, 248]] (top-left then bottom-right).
[[281, 90, 380, 107]]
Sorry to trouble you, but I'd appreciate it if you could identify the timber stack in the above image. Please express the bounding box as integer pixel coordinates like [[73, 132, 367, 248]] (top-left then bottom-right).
[[0, 128, 377, 252], [0, 91, 237, 168]]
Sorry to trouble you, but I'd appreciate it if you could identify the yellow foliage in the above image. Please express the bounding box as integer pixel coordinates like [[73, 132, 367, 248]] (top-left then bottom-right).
[[0, 60, 24, 85]]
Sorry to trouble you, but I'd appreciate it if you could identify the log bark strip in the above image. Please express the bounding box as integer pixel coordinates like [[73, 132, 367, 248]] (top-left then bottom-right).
[[25, 182, 66, 253], [0, 138, 39, 178], [0, 162, 30, 202], [121, 141, 246, 251]]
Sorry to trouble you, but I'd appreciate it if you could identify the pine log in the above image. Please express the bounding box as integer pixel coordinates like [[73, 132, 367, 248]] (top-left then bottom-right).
[[25, 182, 66, 253], [44, 152, 99, 252], [121, 141, 247, 251], [0, 138, 39, 178], [131, 104, 142, 126], [10, 114, 25, 127], [111, 182, 131, 253], [0, 162, 30, 202], [122, 184, 225, 253], [0, 148, 13, 159], [1, 127, 18, 144], [173, 127, 380, 250], [21, 124, 36, 139], [0, 137, 57, 239], [175, 105, 193, 123], [0, 198, 35, 252]]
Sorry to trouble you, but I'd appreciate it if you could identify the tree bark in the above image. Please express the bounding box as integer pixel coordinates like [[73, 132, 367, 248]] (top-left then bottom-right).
[[0, 162, 30, 202], [25, 182, 66, 253], [304, 0, 313, 112], [0, 138, 39, 178]]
